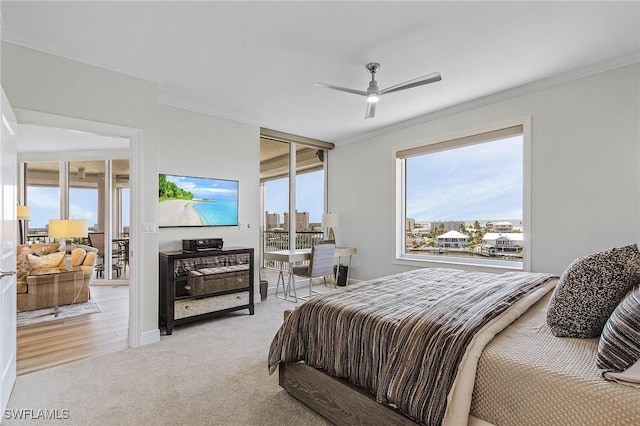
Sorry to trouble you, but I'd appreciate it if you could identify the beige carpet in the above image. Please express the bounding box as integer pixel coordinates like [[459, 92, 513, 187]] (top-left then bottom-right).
[[5, 293, 330, 426], [16, 299, 102, 327]]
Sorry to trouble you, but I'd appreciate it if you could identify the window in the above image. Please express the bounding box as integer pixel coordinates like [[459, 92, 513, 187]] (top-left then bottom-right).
[[25, 162, 60, 241], [24, 159, 130, 279], [69, 187, 98, 229], [396, 124, 527, 269]]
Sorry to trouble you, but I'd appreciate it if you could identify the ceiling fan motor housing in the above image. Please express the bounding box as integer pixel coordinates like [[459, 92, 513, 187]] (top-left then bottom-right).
[[366, 63, 380, 102], [366, 62, 380, 74]]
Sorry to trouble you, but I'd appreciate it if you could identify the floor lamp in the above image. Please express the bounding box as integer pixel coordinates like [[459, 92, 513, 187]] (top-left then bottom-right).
[[17, 205, 30, 245]]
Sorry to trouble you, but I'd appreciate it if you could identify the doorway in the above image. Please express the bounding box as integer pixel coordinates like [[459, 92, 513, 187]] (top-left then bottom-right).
[[15, 120, 136, 373]]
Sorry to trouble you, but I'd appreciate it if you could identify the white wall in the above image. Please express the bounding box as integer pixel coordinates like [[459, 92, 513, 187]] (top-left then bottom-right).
[[1, 42, 161, 339], [158, 105, 260, 300], [331, 63, 640, 278]]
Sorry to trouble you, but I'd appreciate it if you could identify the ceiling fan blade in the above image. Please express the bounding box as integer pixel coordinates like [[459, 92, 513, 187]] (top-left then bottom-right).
[[313, 82, 368, 97], [379, 72, 442, 96], [365, 101, 376, 119]]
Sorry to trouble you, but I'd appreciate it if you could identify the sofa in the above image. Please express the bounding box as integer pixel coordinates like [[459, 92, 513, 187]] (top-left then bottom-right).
[[16, 243, 98, 312]]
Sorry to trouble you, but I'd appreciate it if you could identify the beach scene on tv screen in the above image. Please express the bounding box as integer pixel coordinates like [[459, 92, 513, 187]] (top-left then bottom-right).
[[158, 174, 239, 227]]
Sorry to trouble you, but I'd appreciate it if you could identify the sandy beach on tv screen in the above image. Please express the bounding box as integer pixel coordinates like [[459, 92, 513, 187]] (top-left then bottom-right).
[[159, 200, 203, 226]]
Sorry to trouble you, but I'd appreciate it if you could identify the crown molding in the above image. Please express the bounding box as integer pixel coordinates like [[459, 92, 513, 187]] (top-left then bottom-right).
[[337, 52, 640, 146], [1, 28, 167, 84], [158, 93, 262, 128]]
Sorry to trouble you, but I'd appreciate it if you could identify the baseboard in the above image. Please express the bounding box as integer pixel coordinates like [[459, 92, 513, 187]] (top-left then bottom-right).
[[141, 329, 160, 346], [91, 279, 129, 286]]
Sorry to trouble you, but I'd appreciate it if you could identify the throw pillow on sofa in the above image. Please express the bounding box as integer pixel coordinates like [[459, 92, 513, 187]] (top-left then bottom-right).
[[71, 248, 87, 267], [17, 245, 56, 281], [17, 246, 33, 282], [26, 251, 65, 270]]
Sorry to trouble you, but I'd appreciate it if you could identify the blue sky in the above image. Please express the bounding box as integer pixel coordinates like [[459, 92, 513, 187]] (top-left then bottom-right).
[[27, 187, 129, 229], [406, 135, 523, 222], [265, 170, 324, 223]]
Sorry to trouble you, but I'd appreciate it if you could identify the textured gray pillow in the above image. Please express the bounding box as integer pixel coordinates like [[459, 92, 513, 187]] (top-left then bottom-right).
[[597, 286, 640, 372], [546, 244, 640, 338]]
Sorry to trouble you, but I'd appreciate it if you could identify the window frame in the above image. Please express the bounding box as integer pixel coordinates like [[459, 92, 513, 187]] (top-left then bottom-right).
[[394, 118, 531, 272]]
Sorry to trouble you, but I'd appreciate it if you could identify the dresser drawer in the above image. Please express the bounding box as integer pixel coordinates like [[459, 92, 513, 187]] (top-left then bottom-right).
[[174, 291, 250, 320], [176, 271, 249, 297]]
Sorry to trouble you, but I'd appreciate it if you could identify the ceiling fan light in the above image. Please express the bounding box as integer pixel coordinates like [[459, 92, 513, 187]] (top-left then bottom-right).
[[367, 93, 379, 103]]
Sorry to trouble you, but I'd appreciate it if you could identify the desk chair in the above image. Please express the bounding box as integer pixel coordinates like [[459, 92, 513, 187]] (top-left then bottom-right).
[[291, 243, 336, 300]]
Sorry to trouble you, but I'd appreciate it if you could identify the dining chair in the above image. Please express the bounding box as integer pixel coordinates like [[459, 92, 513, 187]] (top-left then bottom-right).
[[88, 232, 122, 278]]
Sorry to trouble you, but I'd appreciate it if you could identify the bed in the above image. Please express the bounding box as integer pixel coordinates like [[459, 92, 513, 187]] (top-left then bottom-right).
[[268, 260, 640, 425]]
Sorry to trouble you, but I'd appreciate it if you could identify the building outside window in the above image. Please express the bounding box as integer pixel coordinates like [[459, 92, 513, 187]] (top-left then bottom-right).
[[396, 123, 527, 269]]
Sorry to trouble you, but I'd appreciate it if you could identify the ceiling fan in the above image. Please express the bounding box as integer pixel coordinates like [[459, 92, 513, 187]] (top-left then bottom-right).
[[314, 62, 442, 119]]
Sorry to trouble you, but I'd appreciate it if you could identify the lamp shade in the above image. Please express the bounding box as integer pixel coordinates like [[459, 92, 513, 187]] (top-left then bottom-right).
[[321, 213, 339, 228], [16, 205, 30, 220], [48, 219, 88, 239]]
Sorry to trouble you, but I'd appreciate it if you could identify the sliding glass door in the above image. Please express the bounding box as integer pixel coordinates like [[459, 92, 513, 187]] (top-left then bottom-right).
[[262, 139, 290, 259], [294, 148, 325, 249], [260, 134, 329, 268]]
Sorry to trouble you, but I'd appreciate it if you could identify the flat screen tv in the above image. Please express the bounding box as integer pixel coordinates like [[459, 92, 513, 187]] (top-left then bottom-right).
[[158, 173, 239, 227]]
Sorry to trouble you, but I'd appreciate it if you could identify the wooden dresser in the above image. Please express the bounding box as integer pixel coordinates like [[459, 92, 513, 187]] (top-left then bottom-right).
[[159, 247, 254, 334]]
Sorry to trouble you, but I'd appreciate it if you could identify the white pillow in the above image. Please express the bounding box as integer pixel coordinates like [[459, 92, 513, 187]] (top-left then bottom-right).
[[26, 251, 65, 270]]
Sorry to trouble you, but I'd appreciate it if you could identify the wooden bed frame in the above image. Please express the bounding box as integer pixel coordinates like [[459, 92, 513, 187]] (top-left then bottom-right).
[[278, 361, 416, 425], [278, 362, 493, 426]]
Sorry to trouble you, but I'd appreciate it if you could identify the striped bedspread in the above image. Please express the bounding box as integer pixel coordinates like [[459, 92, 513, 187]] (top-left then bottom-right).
[[268, 268, 556, 425]]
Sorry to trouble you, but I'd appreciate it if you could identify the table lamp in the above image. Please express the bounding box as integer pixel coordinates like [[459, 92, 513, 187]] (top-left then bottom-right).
[[48, 219, 88, 270], [17, 205, 30, 245], [322, 213, 339, 243]]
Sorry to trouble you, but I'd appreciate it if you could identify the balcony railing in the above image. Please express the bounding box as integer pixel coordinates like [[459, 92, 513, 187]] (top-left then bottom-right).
[[262, 230, 325, 269]]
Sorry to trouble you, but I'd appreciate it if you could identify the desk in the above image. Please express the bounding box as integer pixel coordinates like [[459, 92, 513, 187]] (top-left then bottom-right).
[[264, 246, 357, 302]]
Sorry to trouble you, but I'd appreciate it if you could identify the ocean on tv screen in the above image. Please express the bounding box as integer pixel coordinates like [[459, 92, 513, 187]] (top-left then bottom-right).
[[192, 199, 238, 226]]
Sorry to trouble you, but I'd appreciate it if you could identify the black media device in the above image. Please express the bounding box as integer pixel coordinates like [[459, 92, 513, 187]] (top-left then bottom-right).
[[182, 238, 224, 252]]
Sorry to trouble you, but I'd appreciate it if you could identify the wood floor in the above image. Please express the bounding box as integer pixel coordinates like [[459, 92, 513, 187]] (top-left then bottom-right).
[[16, 285, 129, 376]]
